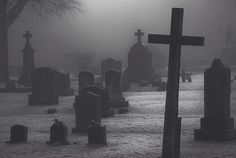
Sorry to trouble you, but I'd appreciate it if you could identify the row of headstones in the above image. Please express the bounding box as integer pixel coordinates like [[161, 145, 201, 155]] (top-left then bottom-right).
[[7, 119, 106, 145], [28, 67, 128, 107]]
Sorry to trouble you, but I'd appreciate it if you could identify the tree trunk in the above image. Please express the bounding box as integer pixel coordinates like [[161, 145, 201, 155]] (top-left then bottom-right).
[[0, 0, 9, 82]]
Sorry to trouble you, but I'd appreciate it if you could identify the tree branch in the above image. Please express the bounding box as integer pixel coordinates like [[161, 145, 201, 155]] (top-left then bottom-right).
[[7, 0, 29, 27]]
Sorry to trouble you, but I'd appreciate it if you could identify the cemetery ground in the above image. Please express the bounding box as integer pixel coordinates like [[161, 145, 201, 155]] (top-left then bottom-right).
[[0, 74, 236, 158]]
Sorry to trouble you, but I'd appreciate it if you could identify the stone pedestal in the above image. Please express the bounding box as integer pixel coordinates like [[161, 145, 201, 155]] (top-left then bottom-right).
[[101, 58, 122, 81], [7, 125, 28, 143], [88, 126, 107, 145], [105, 70, 129, 113], [124, 29, 153, 82], [194, 59, 236, 140], [82, 86, 114, 118], [79, 71, 94, 92], [28, 67, 59, 105], [18, 31, 35, 87], [46, 119, 69, 145], [72, 92, 101, 133]]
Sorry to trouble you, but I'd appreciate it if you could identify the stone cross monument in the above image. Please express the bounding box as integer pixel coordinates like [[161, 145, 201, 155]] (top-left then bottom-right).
[[148, 8, 205, 158], [135, 29, 144, 44], [18, 31, 35, 87]]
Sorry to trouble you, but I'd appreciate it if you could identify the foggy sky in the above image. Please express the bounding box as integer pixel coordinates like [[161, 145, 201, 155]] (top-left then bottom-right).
[[8, 0, 236, 68]]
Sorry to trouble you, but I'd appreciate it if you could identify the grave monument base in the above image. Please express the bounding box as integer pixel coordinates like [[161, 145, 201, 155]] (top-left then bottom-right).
[[0, 87, 31, 93], [28, 94, 58, 105], [194, 117, 236, 140], [194, 129, 236, 141], [88, 126, 107, 145]]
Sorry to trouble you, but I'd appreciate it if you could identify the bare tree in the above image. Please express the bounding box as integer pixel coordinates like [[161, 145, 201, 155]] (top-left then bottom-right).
[[0, 0, 80, 82]]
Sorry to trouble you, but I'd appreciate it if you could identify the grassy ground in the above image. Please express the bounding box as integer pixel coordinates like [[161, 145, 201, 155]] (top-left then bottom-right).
[[0, 74, 235, 158]]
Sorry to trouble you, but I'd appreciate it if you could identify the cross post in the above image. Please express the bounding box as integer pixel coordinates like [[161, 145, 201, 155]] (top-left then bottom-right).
[[148, 8, 205, 158], [135, 29, 144, 44]]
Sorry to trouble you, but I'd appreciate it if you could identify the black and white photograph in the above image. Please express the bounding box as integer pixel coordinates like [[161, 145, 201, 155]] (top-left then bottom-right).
[[0, 0, 236, 157]]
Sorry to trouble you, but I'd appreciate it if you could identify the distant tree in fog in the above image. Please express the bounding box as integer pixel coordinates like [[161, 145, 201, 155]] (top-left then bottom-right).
[[0, 0, 81, 82]]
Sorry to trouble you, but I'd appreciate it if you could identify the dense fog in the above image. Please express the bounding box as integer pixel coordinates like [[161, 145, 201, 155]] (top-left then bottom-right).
[[8, 0, 236, 72]]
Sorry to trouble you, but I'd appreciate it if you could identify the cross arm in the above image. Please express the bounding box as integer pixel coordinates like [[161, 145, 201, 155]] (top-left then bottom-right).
[[181, 36, 205, 46], [148, 34, 170, 44]]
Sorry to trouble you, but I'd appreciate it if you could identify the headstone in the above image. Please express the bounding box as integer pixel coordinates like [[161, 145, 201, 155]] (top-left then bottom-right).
[[7, 125, 28, 143], [101, 58, 122, 80], [28, 67, 58, 105], [18, 31, 35, 87], [194, 59, 236, 140], [72, 92, 101, 133], [105, 70, 129, 110], [181, 69, 186, 82], [5, 81, 16, 89], [46, 119, 69, 145], [79, 71, 95, 92], [54, 71, 74, 96], [186, 73, 192, 82], [82, 86, 114, 118], [88, 120, 107, 145], [148, 8, 205, 158], [123, 29, 154, 82]]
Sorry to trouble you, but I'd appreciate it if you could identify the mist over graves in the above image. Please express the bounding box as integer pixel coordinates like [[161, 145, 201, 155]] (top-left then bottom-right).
[[0, 0, 236, 158]]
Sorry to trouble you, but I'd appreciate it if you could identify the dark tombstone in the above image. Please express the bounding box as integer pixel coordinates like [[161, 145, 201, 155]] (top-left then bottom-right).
[[46, 119, 69, 145], [5, 81, 16, 89], [79, 71, 95, 92], [18, 31, 35, 87], [186, 74, 192, 82], [28, 67, 58, 105], [82, 86, 114, 118], [124, 29, 154, 82], [7, 125, 28, 143], [54, 71, 74, 96], [101, 58, 122, 80], [72, 92, 101, 133], [181, 69, 186, 82], [105, 70, 129, 109], [194, 59, 236, 140], [88, 120, 107, 145], [148, 8, 205, 158]]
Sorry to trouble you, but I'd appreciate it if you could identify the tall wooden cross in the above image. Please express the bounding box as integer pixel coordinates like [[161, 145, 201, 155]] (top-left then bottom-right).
[[135, 29, 144, 44], [148, 8, 205, 158]]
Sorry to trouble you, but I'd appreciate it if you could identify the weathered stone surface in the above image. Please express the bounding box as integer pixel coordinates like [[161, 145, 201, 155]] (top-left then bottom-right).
[[88, 120, 107, 145], [105, 70, 129, 110], [101, 58, 122, 80], [82, 86, 114, 118], [72, 92, 101, 133], [18, 31, 35, 87], [79, 71, 94, 92], [46, 119, 69, 145], [7, 125, 28, 143], [28, 67, 58, 105], [194, 59, 236, 140], [124, 29, 153, 82]]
